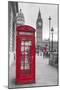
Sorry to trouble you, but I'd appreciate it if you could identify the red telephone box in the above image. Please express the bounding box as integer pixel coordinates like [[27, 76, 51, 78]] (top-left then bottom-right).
[[16, 25, 35, 84]]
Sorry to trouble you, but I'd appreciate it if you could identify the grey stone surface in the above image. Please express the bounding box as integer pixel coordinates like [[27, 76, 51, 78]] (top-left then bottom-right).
[[9, 52, 58, 88]]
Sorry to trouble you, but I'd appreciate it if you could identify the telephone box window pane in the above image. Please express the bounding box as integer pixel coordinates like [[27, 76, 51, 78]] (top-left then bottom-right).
[[25, 41, 32, 46], [21, 60, 24, 70], [25, 57, 30, 70], [21, 41, 24, 45], [21, 56, 30, 70], [25, 41, 29, 46], [29, 41, 32, 46], [22, 51, 25, 55], [25, 63, 29, 70], [21, 56, 24, 70], [25, 47, 31, 56], [21, 46, 24, 52], [25, 51, 28, 54], [25, 47, 29, 52]]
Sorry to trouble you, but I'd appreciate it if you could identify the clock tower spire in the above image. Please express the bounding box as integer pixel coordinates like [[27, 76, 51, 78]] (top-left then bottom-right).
[[38, 9, 41, 18], [36, 9, 43, 52]]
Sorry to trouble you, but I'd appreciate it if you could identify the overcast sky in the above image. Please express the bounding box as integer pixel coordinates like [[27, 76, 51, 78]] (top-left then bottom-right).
[[18, 2, 58, 41]]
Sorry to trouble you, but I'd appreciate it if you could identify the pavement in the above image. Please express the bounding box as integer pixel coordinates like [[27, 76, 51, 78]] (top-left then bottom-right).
[[9, 52, 58, 88]]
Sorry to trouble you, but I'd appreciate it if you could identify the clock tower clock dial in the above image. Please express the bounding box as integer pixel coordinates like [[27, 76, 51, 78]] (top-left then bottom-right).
[[38, 21, 42, 27]]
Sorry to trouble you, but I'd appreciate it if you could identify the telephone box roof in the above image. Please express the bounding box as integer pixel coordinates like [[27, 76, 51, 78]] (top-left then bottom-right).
[[16, 25, 35, 32]]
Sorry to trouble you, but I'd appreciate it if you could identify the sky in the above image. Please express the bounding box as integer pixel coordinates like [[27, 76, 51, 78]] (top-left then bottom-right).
[[18, 2, 58, 41]]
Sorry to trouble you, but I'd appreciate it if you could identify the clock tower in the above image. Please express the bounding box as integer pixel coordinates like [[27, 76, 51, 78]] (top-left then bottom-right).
[[36, 9, 43, 51]]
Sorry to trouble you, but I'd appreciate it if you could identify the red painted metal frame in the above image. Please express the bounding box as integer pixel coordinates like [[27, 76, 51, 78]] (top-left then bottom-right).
[[16, 25, 35, 84]]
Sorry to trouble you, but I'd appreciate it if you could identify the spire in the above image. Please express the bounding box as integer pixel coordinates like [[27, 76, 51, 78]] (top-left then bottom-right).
[[38, 8, 41, 18], [36, 8, 43, 28]]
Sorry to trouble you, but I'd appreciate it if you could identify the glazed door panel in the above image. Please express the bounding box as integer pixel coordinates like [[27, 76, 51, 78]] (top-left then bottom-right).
[[16, 35, 35, 84]]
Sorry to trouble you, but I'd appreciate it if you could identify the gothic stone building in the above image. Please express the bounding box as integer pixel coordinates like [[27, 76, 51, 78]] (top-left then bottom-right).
[[8, 1, 18, 67]]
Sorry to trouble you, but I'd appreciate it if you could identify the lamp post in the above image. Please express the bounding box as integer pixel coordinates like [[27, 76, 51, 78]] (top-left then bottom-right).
[[51, 27, 54, 52], [48, 16, 51, 52]]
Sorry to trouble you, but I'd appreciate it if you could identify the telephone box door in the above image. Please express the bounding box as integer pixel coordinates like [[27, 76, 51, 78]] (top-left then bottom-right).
[[16, 34, 35, 84]]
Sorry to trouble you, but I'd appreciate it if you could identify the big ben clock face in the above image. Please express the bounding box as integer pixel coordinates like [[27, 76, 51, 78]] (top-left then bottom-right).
[[38, 22, 42, 26]]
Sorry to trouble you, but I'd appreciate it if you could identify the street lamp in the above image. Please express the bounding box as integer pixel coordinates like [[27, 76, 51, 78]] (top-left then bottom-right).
[[51, 27, 54, 52], [48, 16, 51, 52]]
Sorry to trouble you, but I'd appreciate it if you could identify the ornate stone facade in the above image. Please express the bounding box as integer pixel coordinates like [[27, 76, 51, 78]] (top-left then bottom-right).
[[16, 9, 25, 26], [8, 2, 18, 67]]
